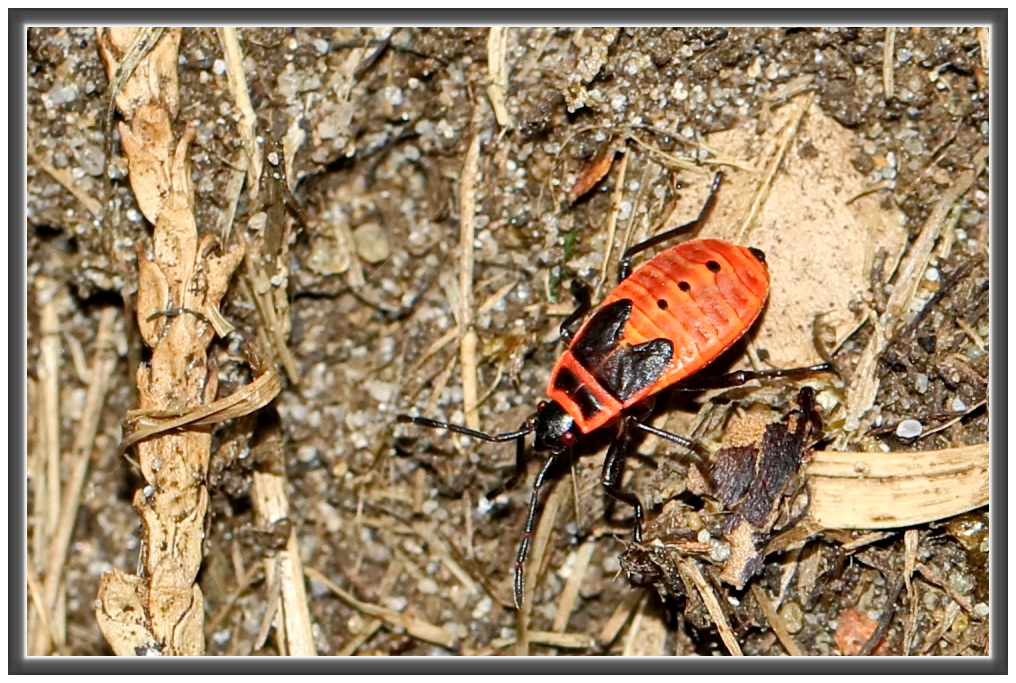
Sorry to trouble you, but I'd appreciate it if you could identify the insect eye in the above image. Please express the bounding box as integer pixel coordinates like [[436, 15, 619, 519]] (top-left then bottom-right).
[[706, 260, 721, 273], [561, 431, 578, 447]]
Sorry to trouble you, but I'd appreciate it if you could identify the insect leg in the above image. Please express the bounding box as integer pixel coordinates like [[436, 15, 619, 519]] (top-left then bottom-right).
[[557, 278, 592, 345], [601, 416, 645, 542], [676, 361, 835, 391], [514, 451, 564, 608], [617, 170, 725, 281]]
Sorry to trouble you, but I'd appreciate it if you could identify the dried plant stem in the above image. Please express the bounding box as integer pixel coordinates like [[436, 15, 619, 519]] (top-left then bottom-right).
[[251, 440, 317, 656], [216, 27, 262, 201], [94, 27, 243, 656], [841, 145, 988, 436], [678, 558, 743, 656], [32, 307, 119, 654], [806, 442, 988, 529], [31, 278, 63, 651], [749, 584, 804, 656], [458, 122, 482, 431]]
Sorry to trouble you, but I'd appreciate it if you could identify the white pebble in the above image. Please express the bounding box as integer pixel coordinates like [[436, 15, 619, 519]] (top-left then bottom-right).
[[896, 419, 923, 439]]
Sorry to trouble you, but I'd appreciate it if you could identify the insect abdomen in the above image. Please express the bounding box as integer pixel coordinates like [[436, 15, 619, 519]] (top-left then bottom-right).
[[612, 239, 769, 391], [546, 238, 769, 433]]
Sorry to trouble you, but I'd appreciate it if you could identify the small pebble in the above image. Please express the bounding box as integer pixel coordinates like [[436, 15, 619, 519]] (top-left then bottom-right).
[[353, 222, 391, 263], [896, 419, 923, 439]]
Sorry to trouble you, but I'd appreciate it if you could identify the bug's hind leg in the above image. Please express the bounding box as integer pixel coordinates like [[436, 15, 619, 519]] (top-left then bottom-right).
[[557, 278, 592, 345], [676, 361, 835, 391], [617, 170, 725, 281]]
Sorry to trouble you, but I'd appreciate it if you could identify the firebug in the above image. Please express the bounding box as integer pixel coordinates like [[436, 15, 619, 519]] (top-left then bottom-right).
[[399, 171, 830, 607]]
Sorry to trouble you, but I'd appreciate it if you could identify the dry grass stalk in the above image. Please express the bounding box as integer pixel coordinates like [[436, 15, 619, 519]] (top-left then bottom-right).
[[840, 145, 988, 437], [595, 590, 644, 650], [251, 434, 317, 655], [304, 566, 456, 649], [458, 124, 482, 431], [31, 278, 63, 650], [215, 28, 262, 202], [94, 27, 244, 656], [733, 91, 813, 243], [883, 28, 896, 100], [677, 558, 743, 656], [551, 539, 596, 633], [749, 584, 805, 656], [621, 598, 667, 656], [515, 478, 565, 655], [594, 149, 628, 297], [31, 307, 119, 654], [486, 28, 514, 129]]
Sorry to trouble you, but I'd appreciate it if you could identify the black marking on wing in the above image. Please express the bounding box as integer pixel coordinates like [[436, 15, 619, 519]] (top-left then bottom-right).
[[572, 299, 674, 401], [552, 367, 603, 420], [572, 299, 632, 367], [573, 385, 604, 419]]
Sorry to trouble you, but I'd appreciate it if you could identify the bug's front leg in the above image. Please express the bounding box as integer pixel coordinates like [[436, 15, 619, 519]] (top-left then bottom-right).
[[617, 171, 725, 281], [557, 278, 592, 345]]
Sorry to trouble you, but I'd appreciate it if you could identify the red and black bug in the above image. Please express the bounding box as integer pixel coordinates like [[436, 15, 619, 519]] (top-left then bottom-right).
[[399, 171, 830, 607]]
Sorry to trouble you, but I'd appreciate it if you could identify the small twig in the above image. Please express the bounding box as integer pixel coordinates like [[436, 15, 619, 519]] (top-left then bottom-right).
[[750, 584, 805, 656], [594, 150, 628, 297], [842, 146, 987, 434], [492, 630, 595, 650], [457, 119, 483, 431], [304, 566, 456, 649], [411, 520, 483, 597], [216, 28, 263, 201], [918, 600, 961, 655], [552, 540, 596, 633], [859, 573, 905, 656], [915, 563, 974, 614], [902, 529, 920, 654], [677, 558, 743, 656], [252, 441, 318, 656], [337, 617, 384, 656], [883, 28, 896, 100], [206, 561, 264, 634], [735, 91, 813, 243]]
